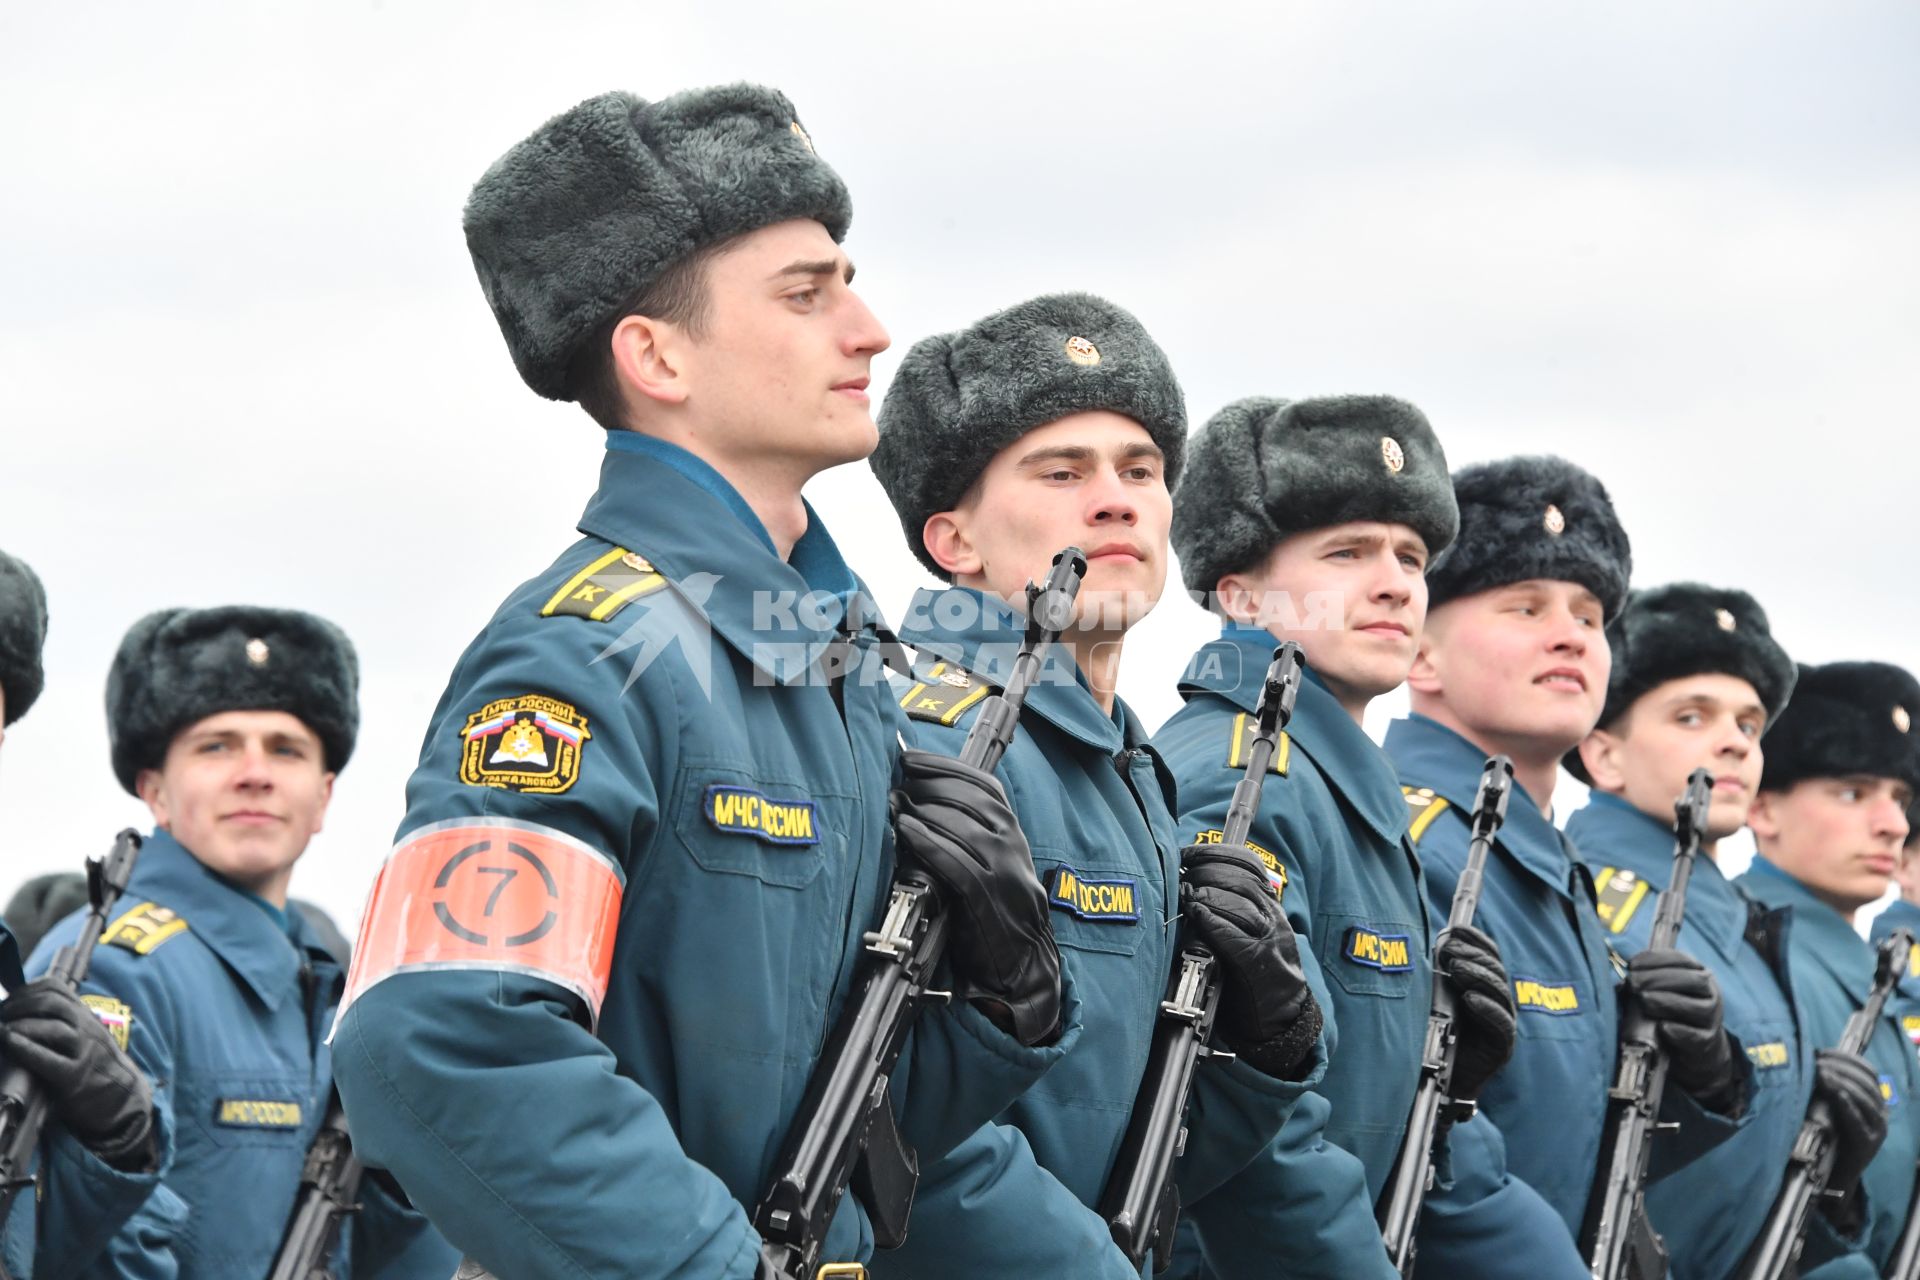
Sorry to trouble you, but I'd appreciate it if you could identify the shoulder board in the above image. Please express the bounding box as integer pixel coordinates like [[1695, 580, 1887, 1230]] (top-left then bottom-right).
[[539, 547, 668, 623], [1225, 713, 1290, 776], [1592, 866, 1654, 936], [100, 902, 189, 957], [1401, 787, 1450, 843], [898, 661, 994, 726]]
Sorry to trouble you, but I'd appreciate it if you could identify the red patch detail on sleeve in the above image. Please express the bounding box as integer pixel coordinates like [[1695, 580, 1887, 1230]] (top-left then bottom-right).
[[338, 818, 623, 1027]]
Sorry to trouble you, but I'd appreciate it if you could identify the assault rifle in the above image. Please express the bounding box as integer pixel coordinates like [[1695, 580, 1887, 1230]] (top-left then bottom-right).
[[1581, 768, 1712, 1280], [0, 829, 142, 1278], [1097, 642, 1306, 1273], [1741, 928, 1911, 1280], [268, 1089, 364, 1280], [752, 546, 1088, 1280], [1377, 754, 1516, 1274]]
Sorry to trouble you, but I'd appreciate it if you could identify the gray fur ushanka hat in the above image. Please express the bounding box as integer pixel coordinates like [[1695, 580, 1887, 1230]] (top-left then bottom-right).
[[465, 83, 852, 401], [1759, 661, 1920, 795], [1427, 455, 1631, 620], [107, 605, 360, 793], [1565, 582, 1796, 784], [871, 292, 1188, 578], [1170, 395, 1459, 600], [0, 549, 47, 726]]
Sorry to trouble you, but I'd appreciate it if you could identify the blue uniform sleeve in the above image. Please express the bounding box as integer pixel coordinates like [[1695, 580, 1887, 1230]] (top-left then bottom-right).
[[1413, 1114, 1588, 1280], [1176, 1038, 1325, 1202], [1644, 1044, 1752, 1177], [29, 1112, 174, 1280], [349, 1171, 462, 1280], [1180, 1092, 1397, 1280]]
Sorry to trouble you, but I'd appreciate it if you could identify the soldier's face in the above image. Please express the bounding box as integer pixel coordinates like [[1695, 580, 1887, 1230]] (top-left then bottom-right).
[[680, 219, 890, 475], [927, 412, 1171, 633], [1413, 580, 1611, 759], [1222, 521, 1430, 707], [1748, 776, 1912, 912], [137, 709, 334, 906], [1577, 675, 1766, 842]]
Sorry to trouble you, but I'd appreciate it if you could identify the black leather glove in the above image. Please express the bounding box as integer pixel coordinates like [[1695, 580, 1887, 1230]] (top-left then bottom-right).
[[1436, 924, 1517, 1102], [1179, 842, 1322, 1080], [0, 978, 156, 1169], [891, 749, 1062, 1046], [1813, 1048, 1888, 1213], [1625, 948, 1739, 1111]]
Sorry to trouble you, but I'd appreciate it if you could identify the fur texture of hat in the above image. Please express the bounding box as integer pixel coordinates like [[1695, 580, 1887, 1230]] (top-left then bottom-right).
[[0, 549, 47, 726], [871, 292, 1187, 578], [1759, 660, 1920, 794], [1170, 394, 1458, 602], [106, 605, 360, 794], [465, 83, 852, 400], [1427, 455, 1631, 620]]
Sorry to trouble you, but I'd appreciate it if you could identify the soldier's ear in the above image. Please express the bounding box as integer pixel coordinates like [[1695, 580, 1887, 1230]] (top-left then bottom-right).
[[1745, 789, 1781, 842], [1213, 572, 1261, 625], [1406, 631, 1444, 696], [135, 768, 170, 828], [1576, 730, 1627, 793], [922, 511, 982, 578], [610, 314, 689, 408]]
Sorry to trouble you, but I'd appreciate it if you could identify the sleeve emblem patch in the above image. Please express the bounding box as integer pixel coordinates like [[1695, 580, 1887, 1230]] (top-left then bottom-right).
[[1904, 1014, 1920, 1048], [1226, 714, 1290, 776], [704, 786, 821, 846], [1189, 829, 1286, 901], [337, 818, 625, 1029], [1881, 1074, 1901, 1107], [1593, 867, 1653, 935], [1343, 926, 1413, 972], [81, 995, 133, 1053], [1514, 976, 1582, 1015], [1046, 866, 1140, 923], [458, 695, 591, 795], [101, 902, 189, 956]]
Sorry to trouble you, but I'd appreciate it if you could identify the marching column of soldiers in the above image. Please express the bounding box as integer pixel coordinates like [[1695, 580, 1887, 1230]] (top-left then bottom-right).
[[0, 82, 1916, 1280]]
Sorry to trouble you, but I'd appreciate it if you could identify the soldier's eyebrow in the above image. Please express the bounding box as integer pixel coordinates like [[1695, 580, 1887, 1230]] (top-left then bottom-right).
[[1116, 442, 1164, 464], [771, 257, 855, 283], [1015, 445, 1096, 469]]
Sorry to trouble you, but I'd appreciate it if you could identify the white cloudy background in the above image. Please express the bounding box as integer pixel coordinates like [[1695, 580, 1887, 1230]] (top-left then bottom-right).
[[3, 2, 1916, 935]]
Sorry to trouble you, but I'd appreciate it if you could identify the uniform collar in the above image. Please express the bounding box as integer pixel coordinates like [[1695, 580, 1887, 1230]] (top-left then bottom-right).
[[1385, 713, 1574, 893], [1566, 790, 1748, 948], [127, 828, 325, 1012], [1877, 899, 1920, 936], [898, 585, 1129, 753], [1182, 625, 1408, 844], [580, 434, 878, 685], [1741, 857, 1874, 992]]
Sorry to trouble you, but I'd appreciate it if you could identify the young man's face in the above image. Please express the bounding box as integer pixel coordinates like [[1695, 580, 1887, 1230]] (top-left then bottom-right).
[[680, 218, 890, 474], [1223, 521, 1430, 706], [1748, 775, 1913, 913], [136, 709, 335, 905], [927, 411, 1170, 633], [1412, 579, 1611, 758], [1576, 674, 1766, 842]]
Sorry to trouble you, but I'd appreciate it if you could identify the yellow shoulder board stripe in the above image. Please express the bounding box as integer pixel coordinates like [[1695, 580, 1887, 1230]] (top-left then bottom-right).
[[1226, 713, 1290, 776], [101, 902, 189, 956], [539, 547, 668, 622], [1593, 867, 1653, 935], [899, 662, 994, 727], [1402, 787, 1451, 843]]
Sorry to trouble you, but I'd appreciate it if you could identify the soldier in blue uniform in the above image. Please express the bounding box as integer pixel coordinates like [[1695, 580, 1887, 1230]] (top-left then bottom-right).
[[0, 547, 165, 1280], [1154, 396, 1527, 1278], [330, 87, 1073, 1280], [1384, 457, 1748, 1273], [864, 295, 1327, 1277], [1740, 660, 1920, 1272], [1869, 814, 1920, 1063], [1567, 583, 1881, 1275], [29, 605, 455, 1278]]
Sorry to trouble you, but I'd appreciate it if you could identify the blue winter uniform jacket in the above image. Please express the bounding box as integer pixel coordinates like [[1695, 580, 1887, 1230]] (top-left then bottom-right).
[[1384, 715, 1745, 1278], [868, 590, 1317, 1280], [1869, 899, 1920, 1066], [1152, 626, 1431, 1279], [330, 434, 1071, 1280], [1, 921, 171, 1280], [28, 830, 453, 1280], [1570, 792, 1858, 1276], [1741, 858, 1920, 1274]]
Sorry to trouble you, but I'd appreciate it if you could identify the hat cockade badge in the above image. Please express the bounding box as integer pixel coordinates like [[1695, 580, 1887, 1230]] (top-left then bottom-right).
[[1895, 705, 1912, 734], [1064, 336, 1101, 367], [1381, 437, 1406, 474], [1715, 608, 1737, 632], [1543, 504, 1566, 535], [245, 638, 270, 666], [789, 121, 814, 153]]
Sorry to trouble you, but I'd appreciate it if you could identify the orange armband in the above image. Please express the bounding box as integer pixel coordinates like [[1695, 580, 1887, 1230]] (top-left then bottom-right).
[[338, 818, 623, 1027]]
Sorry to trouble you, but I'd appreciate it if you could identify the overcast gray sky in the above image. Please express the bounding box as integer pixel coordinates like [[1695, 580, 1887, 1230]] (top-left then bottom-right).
[[3, 2, 1916, 934]]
